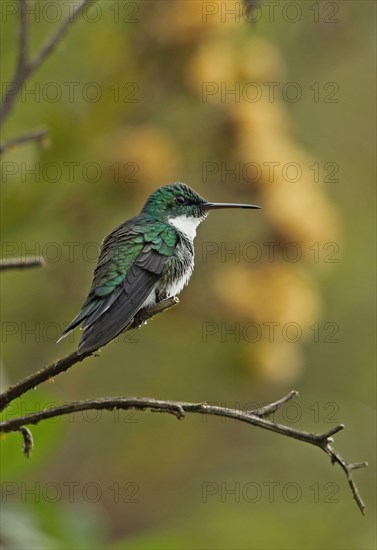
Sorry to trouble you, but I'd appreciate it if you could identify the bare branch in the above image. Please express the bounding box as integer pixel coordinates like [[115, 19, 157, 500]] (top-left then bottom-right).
[[0, 127, 49, 155], [0, 297, 179, 411], [0, 392, 367, 514], [1, 0, 96, 126], [0, 283, 367, 515], [0, 350, 91, 413], [0, 257, 45, 271]]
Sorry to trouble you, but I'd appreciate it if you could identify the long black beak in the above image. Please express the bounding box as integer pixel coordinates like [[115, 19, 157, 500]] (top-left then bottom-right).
[[203, 202, 261, 210]]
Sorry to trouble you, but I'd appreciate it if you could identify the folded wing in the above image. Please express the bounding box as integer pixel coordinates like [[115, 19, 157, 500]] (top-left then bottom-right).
[[58, 218, 176, 354], [78, 246, 166, 353]]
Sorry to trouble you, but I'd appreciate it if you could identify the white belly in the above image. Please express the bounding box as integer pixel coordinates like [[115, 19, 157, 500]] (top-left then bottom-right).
[[166, 266, 193, 298]]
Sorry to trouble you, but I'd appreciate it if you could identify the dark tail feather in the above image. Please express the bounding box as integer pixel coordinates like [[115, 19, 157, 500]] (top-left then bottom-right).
[[81, 287, 122, 329], [57, 300, 102, 343], [78, 285, 155, 354], [77, 291, 134, 353]]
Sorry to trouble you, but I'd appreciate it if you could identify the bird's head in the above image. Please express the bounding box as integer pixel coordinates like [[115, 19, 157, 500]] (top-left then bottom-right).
[[141, 182, 260, 238]]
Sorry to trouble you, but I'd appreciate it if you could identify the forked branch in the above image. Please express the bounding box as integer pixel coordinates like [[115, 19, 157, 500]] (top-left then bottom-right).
[[1, 0, 96, 127], [0, 391, 367, 514], [0, 295, 368, 514]]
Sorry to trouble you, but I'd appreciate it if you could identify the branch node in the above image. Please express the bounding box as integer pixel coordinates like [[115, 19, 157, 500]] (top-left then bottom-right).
[[319, 424, 345, 441], [350, 461, 368, 470], [252, 390, 298, 418], [150, 404, 185, 420]]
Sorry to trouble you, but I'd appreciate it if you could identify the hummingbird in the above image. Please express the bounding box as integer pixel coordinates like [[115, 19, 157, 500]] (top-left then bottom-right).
[[58, 183, 260, 353]]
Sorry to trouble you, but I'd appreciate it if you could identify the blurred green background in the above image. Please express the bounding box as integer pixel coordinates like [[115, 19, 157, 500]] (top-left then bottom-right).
[[1, 1, 375, 548]]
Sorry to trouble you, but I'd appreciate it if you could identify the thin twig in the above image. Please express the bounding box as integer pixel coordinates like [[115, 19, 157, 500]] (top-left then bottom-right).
[[0, 297, 179, 411], [252, 390, 298, 417], [27, 0, 95, 75], [0, 127, 49, 155], [0, 393, 367, 514], [325, 443, 368, 516], [0, 257, 45, 271], [0, 0, 96, 126]]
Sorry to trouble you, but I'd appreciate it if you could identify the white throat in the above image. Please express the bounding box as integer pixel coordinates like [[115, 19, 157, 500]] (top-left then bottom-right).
[[168, 215, 202, 241]]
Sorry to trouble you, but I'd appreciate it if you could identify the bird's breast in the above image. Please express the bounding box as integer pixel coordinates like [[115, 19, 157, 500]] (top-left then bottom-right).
[[160, 238, 194, 299]]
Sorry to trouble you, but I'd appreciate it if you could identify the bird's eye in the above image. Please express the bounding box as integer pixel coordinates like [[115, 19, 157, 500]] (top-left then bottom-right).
[[176, 196, 186, 205]]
